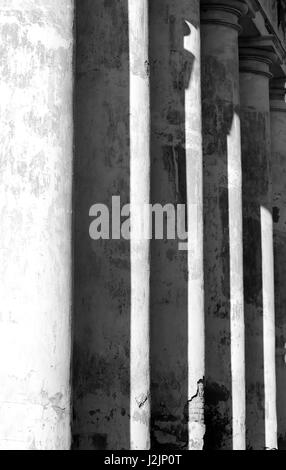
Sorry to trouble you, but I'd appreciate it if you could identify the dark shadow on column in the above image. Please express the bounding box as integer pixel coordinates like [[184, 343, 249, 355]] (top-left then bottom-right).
[[149, 0, 196, 450], [201, 60, 234, 450], [72, 0, 131, 450], [241, 111, 266, 450]]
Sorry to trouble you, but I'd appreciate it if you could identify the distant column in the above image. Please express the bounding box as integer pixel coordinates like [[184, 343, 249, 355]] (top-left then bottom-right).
[[0, 0, 74, 449], [239, 39, 277, 450], [270, 77, 286, 450], [201, 0, 248, 450]]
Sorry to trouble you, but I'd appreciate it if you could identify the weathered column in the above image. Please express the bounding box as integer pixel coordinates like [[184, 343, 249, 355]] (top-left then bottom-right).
[[0, 1, 74, 449], [149, 0, 204, 450], [129, 0, 151, 451], [239, 39, 277, 450], [270, 77, 286, 450], [73, 0, 150, 450], [201, 0, 247, 450]]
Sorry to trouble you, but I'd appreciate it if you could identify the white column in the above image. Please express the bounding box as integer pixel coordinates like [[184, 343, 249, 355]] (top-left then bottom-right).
[[0, 0, 74, 450], [129, 0, 151, 450], [185, 0, 205, 451]]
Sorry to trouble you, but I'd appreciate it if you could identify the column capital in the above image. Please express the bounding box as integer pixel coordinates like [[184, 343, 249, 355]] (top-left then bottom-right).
[[201, 0, 248, 31], [239, 37, 279, 79], [270, 78, 286, 112]]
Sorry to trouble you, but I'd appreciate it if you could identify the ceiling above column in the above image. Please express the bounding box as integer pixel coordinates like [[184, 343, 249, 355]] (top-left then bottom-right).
[[236, 0, 286, 77]]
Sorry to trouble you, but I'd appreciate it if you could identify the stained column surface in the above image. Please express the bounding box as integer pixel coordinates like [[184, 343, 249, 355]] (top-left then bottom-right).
[[149, 0, 204, 450], [0, 0, 74, 449], [73, 0, 150, 450], [239, 42, 277, 450], [200, 0, 247, 450], [270, 78, 286, 450]]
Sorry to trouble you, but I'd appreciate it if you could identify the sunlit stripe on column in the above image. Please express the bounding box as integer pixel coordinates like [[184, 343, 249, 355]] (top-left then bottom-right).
[[261, 205, 277, 449], [129, 0, 151, 450], [184, 11, 205, 451], [227, 113, 246, 450]]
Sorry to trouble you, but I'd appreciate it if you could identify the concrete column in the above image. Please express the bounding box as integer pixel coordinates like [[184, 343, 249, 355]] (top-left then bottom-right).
[[201, 0, 247, 450], [129, 0, 151, 451], [73, 0, 150, 450], [0, 1, 74, 449], [239, 40, 277, 450], [270, 77, 286, 450], [149, 0, 204, 450]]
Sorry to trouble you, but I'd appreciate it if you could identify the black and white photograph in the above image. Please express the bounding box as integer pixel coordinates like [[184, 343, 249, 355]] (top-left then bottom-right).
[[0, 0, 286, 455]]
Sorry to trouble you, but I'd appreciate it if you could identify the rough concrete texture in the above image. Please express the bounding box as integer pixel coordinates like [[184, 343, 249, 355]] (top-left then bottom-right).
[[149, 0, 204, 451], [0, 0, 74, 449], [240, 53, 277, 450], [200, 1, 246, 449], [270, 81, 286, 450]]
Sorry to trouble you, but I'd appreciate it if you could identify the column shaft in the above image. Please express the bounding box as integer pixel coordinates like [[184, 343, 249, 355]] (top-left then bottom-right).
[[239, 42, 277, 450], [129, 0, 151, 451], [270, 78, 286, 450], [0, 0, 74, 449], [74, 0, 151, 450], [201, 0, 247, 450], [149, 0, 204, 450]]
